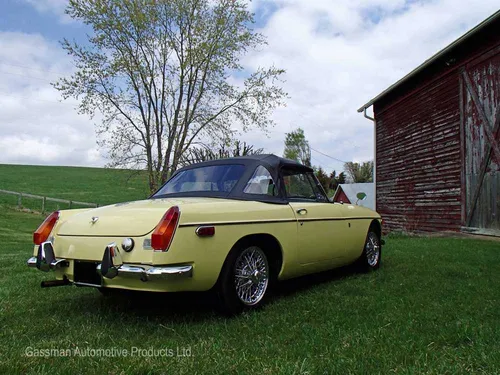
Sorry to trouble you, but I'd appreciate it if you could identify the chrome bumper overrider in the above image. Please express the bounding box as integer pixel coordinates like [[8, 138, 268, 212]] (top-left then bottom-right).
[[27, 256, 69, 270], [97, 242, 192, 281], [27, 241, 193, 283], [27, 241, 69, 271]]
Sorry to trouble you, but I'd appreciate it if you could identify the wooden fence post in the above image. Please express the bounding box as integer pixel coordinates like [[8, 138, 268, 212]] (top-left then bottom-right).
[[0, 189, 98, 212]]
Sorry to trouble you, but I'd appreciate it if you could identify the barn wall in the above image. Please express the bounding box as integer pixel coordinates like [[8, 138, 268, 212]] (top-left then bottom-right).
[[372, 17, 500, 234], [374, 72, 462, 232], [333, 190, 351, 204]]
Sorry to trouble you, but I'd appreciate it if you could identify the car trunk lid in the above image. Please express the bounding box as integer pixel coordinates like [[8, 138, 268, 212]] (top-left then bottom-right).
[[57, 199, 178, 237]]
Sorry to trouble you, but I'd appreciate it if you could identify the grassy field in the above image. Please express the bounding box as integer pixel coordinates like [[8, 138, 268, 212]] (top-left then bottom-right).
[[0, 206, 499, 374], [0, 164, 149, 208], [1, 165, 500, 374]]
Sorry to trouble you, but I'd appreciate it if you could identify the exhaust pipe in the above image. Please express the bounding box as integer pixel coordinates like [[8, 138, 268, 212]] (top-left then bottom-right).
[[41, 276, 71, 288]]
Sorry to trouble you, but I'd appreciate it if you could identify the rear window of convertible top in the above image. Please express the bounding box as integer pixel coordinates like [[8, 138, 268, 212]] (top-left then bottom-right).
[[153, 164, 246, 195]]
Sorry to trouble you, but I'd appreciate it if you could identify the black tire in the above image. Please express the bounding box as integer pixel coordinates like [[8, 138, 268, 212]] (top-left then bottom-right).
[[216, 245, 271, 315], [357, 229, 381, 272]]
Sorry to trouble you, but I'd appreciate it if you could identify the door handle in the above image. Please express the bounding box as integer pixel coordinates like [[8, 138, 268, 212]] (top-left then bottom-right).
[[296, 208, 308, 215]]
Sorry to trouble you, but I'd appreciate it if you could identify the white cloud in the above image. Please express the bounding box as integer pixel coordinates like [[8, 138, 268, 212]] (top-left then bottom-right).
[[241, 0, 499, 172], [24, 0, 72, 23], [0, 32, 102, 167], [4, 1, 500, 173]]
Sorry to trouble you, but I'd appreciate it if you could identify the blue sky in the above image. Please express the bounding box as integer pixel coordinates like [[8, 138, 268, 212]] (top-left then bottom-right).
[[0, 0, 498, 171], [1, 0, 83, 40]]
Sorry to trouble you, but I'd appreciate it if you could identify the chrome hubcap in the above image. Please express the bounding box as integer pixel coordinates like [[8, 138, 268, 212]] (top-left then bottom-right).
[[234, 247, 269, 306], [365, 232, 380, 267]]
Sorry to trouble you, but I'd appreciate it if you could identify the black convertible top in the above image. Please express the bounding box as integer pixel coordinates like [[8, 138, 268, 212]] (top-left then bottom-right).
[[175, 154, 313, 175], [154, 154, 317, 204]]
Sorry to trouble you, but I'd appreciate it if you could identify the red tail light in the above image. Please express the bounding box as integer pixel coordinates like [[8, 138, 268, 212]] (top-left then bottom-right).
[[33, 211, 60, 245], [151, 206, 180, 251], [196, 225, 215, 237]]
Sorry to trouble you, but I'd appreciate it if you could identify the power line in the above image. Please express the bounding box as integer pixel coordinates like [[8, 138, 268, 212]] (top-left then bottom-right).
[[268, 128, 349, 165], [0, 92, 77, 106], [0, 62, 67, 76], [310, 146, 347, 164], [0, 70, 55, 83], [310, 155, 339, 171]]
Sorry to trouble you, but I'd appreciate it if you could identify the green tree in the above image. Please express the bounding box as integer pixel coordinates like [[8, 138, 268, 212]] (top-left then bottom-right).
[[54, 0, 287, 193], [344, 161, 374, 183], [315, 166, 330, 193], [283, 128, 311, 166], [329, 170, 346, 191], [337, 171, 346, 185]]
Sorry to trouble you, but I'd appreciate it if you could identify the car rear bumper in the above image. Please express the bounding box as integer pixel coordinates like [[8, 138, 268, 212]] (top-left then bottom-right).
[[27, 241, 193, 287], [27, 255, 193, 282]]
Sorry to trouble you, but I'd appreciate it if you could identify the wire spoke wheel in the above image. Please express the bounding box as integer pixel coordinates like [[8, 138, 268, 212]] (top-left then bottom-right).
[[233, 246, 269, 306], [365, 232, 380, 267]]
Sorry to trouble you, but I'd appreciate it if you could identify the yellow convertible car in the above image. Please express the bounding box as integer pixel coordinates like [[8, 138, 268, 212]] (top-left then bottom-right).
[[27, 155, 382, 314]]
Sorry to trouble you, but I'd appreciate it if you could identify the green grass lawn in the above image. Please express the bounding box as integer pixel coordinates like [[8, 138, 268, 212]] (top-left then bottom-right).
[[1, 164, 500, 374], [0, 164, 149, 208], [0, 203, 499, 374]]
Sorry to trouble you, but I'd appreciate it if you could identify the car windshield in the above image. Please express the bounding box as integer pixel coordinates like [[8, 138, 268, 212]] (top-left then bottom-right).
[[153, 164, 246, 197]]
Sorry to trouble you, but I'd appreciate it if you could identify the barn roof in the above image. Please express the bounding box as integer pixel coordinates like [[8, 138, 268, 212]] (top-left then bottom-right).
[[357, 9, 500, 113], [333, 183, 375, 210]]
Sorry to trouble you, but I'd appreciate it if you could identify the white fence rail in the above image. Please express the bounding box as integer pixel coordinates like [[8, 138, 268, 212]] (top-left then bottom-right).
[[0, 189, 98, 213]]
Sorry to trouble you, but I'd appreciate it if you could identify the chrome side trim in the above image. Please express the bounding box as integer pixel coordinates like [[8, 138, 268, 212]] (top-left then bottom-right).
[[179, 216, 379, 227], [96, 264, 192, 281]]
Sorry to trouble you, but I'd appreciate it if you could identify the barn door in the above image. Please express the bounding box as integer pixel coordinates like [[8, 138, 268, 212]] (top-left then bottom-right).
[[462, 46, 500, 236]]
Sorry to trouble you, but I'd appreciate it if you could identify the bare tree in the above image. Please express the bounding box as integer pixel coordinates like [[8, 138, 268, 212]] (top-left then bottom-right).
[[54, 0, 287, 192], [180, 140, 263, 165]]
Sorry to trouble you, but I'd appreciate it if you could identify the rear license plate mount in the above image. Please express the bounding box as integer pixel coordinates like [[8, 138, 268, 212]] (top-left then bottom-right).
[[73, 261, 102, 287]]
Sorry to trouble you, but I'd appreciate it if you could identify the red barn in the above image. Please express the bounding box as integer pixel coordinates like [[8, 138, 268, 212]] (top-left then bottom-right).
[[333, 187, 351, 205], [332, 183, 375, 210], [358, 10, 500, 236]]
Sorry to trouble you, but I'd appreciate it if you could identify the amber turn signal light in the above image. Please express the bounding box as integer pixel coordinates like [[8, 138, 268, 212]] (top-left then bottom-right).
[[151, 206, 180, 251], [33, 211, 60, 245]]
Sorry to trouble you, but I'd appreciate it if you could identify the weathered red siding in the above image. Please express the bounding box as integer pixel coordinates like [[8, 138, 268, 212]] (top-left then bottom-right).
[[375, 72, 462, 232], [371, 15, 500, 234], [333, 189, 351, 204], [463, 46, 500, 234]]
